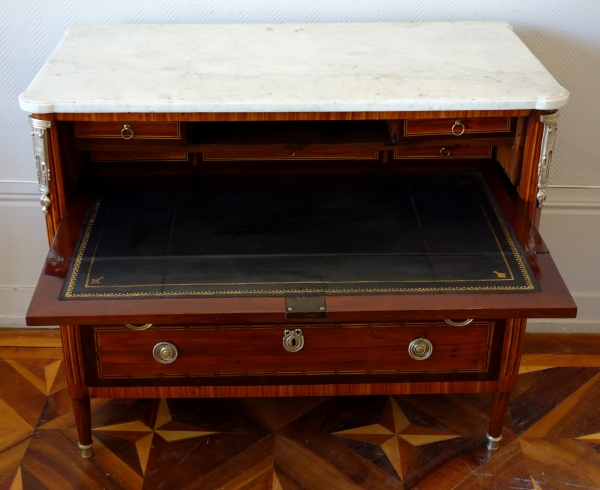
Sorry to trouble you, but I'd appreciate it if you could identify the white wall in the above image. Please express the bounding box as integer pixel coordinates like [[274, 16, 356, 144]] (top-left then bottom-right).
[[528, 188, 600, 333], [1, 0, 599, 329], [0, 182, 47, 325]]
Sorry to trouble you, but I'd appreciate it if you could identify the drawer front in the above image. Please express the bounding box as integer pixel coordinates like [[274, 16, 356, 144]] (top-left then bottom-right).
[[75, 122, 181, 139], [90, 151, 189, 162], [404, 118, 510, 137], [393, 146, 492, 159], [91, 321, 496, 379], [202, 149, 379, 161]]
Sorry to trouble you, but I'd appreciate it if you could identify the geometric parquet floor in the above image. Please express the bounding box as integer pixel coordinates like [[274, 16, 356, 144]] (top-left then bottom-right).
[[1, 330, 600, 489]]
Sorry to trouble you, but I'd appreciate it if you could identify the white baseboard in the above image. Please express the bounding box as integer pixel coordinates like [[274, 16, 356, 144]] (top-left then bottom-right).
[[0, 183, 49, 326], [0, 188, 48, 287], [0, 287, 35, 326]]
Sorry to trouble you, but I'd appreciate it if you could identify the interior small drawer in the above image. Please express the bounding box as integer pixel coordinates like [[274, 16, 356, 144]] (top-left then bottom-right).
[[202, 148, 379, 161], [393, 146, 492, 159], [88, 321, 497, 380], [75, 121, 181, 140], [404, 117, 511, 137], [90, 151, 188, 162]]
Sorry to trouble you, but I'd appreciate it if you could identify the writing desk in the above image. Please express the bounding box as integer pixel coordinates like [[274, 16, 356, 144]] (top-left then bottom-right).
[[20, 22, 576, 458]]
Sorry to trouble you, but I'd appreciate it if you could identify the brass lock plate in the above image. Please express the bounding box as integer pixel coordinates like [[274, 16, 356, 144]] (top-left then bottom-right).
[[285, 295, 327, 320]]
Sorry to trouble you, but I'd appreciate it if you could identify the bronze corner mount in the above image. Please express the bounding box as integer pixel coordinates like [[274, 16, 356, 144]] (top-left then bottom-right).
[[537, 111, 560, 208], [28, 116, 52, 215]]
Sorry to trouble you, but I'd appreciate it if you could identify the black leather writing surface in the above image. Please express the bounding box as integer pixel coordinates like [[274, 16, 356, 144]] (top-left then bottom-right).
[[61, 173, 538, 299]]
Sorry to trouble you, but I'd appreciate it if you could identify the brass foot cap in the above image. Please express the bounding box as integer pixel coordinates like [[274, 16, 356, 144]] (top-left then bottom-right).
[[78, 442, 93, 458], [485, 432, 502, 450]]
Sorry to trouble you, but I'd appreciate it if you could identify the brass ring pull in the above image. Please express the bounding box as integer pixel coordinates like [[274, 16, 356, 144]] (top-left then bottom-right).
[[121, 124, 134, 140], [153, 341, 179, 364], [444, 319, 474, 327], [283, 329, 304, 352], [408, 337, 433, 360], [440, 147, 452, 157], [451, 120, 465, 136], [284, 151, 296, 157], [125, 323, 153, 330]]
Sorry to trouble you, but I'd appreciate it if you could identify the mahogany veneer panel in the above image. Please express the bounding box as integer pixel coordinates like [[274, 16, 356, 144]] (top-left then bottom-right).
[[87, 381, 500, 398], [47, 110, 532, 122]]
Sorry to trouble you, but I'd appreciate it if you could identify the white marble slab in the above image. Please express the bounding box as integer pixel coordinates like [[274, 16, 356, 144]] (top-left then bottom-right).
[[19, 22, 568, 114]]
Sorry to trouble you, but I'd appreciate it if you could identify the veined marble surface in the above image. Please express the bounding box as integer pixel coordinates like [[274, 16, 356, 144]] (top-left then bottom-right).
[[19, 22, 569, 114]]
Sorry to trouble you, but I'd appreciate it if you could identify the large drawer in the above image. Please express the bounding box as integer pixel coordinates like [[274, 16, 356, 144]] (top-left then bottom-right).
[[85, 321, 499, 383]]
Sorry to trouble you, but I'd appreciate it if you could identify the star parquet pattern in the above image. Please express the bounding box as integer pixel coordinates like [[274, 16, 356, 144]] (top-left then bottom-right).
[[1, 330, 600, 489]]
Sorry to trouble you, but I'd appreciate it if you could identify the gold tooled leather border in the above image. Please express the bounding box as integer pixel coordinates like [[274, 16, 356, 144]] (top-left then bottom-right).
[[63, 176, 535, 298]]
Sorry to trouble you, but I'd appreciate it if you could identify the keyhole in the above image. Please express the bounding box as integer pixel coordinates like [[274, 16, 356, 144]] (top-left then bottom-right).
[[291, 338, 296, 346]]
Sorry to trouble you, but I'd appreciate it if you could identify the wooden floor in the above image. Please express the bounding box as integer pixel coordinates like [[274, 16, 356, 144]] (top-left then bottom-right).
[[1, 330, 600, 489]]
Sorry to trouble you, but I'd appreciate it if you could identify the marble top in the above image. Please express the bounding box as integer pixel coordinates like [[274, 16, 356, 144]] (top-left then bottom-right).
[[19, 22, 569, 114]]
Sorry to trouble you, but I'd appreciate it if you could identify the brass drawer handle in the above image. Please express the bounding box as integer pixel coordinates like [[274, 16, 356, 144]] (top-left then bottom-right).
[[452, 120, 465, 136], [153, 341, 179, 364], [444, 319, 474, 327], [121, 124, 134, 140], [408, 337, 433, 360], [440, 147, 452, 157], [125, 323, 153, 330], [284, 151, 296, 157], [283, 329, 304, 352]]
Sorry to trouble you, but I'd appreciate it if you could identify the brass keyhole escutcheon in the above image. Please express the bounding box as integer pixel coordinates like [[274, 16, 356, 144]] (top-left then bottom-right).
[[408, 337, 433, 360], [283, 329, 304, 352], [152, 341, 179, 364]]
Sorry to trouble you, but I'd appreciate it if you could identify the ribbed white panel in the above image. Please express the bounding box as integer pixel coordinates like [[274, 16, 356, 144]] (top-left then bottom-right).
[[2, 0, 599, 183], [2, 0, 600, 183]]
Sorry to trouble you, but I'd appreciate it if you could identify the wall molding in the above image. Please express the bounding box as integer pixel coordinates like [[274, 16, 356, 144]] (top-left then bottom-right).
[[0, 181, 39, 205], [0, 287, 36, 327], [544, 187, 600, 213]]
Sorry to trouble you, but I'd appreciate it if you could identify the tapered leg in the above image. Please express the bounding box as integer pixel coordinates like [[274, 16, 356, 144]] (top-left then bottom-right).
[[487, 318, 527, 450], [72, 396, 93, 457], [487, 391, 511, 450], [60, 325, 93, 458]]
